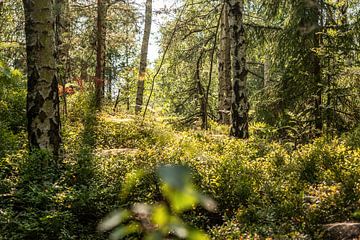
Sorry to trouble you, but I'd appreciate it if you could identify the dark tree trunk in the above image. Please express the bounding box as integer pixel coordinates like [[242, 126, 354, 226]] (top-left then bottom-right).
[[107, 66, 112, 100], [23, 0, 61, 156], [195, 54, 207, 130], [309, 2, 323, 132], [218, 3, 232, 125], [95, 0, 107, 107], [55, 0, 70, 116]]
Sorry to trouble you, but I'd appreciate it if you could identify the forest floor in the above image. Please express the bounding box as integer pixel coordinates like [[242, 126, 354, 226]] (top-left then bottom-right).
[[1, 98, 360, 239]]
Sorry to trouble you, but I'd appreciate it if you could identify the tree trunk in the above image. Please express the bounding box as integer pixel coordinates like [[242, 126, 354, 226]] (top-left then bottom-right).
[[23, 0, 61, 156], [95, 0, 107, 107], [309, 2, 323, 132], [228, 0, 249, 139], [218, 4, 232, 125], [263, 54, 270, 88], [195, 53, 207, 129], [107, 66, 112, 100], [135, 0, 152, 114], [55, 0, 70, 116]]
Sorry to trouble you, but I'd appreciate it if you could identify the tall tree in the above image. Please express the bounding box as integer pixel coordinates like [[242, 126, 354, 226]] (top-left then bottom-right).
[[95, 0, 107, 107], [55, 0, 70, 115], [23, 0, 61, 156], [135, 0, 152, 114], [218, 3, 232, 125], [228, 0, 249, 138]]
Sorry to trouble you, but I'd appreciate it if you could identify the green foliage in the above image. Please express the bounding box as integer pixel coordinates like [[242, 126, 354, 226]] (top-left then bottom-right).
[[0, 62, 26, 158], [0, 61, 26, 132], [99, 165, 214, 240], [1, 102, 360, 239], [346, 124, 360, 149]]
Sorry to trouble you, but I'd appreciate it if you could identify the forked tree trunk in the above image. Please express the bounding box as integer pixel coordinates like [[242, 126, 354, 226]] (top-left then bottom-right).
[[135, 0, 152, 114], [227, 0, 249, 139], [95, 0, 107, 107], [23, 0, 61, 156], [218, 3, 232, 125]]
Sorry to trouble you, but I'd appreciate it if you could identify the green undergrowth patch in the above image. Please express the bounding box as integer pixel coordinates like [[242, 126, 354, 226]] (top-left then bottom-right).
[[1, 99, 360, 239]]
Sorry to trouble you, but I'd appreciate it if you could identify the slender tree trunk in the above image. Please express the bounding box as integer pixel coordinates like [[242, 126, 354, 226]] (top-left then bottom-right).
[[107, 66, 112, 100], [218, 4, 232, 125], [195, 54, 206, 129], [113, 89, 121, 112], [80, 59, 89, 82], [135, 0, 152, 114], [124, 27, 131, 111], [23, 0, 61, 156], [310, 2, 323, 132], [263, 54, 270, 88], [228, 0, 249, 139], [313, 53, 322, 132], [55, 0, 70, 116], [95, 0, 107, 107]]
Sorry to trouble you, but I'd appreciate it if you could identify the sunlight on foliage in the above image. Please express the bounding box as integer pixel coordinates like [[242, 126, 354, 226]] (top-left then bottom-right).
[[98, 165, 215, 239]]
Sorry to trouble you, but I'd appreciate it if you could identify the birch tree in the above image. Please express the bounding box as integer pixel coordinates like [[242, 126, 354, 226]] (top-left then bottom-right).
[[23, 0, 61, 156], [227, 0, 249, 138]]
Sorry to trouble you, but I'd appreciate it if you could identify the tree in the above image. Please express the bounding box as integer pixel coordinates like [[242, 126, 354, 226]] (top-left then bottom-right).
[[218, 3, 232, 125], [95, 0, 107, 107], [23, 0, 61, 156], [228, 0, 249, 139], [55, 0, 70, 115], [135, 0, 152, 114]]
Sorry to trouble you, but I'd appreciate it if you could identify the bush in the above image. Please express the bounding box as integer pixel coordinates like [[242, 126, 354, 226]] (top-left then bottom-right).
[[1, 103, 360, 239], [0, 62, 26, 133]]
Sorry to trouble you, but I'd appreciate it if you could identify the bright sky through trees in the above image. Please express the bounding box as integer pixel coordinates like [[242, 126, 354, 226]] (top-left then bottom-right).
[[145, 0, 177, 62]]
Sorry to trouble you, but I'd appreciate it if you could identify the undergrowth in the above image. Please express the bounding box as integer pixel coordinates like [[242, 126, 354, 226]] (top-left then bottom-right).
[[0, 93, 360, 239]]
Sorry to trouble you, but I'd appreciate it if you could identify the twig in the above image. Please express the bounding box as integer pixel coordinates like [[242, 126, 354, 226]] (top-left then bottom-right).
[[203, 3, 223, 130]]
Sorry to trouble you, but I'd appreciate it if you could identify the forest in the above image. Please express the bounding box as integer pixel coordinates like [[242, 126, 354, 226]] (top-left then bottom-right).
[[1, 0, 360, 239]]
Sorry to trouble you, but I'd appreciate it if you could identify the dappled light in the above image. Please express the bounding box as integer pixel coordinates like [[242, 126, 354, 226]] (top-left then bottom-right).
[[1, 0, 360, 239]]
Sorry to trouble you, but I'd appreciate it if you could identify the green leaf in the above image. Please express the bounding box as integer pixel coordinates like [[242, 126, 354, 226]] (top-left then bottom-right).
[[188, 230, 210, 240], [120, 169, 145, 201], [97, 209, 131, 232], [109, 223, 140, 240], [158, 165, 191, 190], [152, 205, 169, 228]]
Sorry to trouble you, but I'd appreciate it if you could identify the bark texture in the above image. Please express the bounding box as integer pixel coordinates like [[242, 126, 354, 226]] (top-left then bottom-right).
[[227, 0, 249, 139], [23, 0, 61, 155], [135, 0, 152, 114], [95, 0, 107, 107], [218, 4, 232, 125]]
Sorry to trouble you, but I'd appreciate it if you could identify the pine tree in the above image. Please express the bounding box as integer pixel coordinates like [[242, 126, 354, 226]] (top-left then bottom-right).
[[218, 3, 232, 125]]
